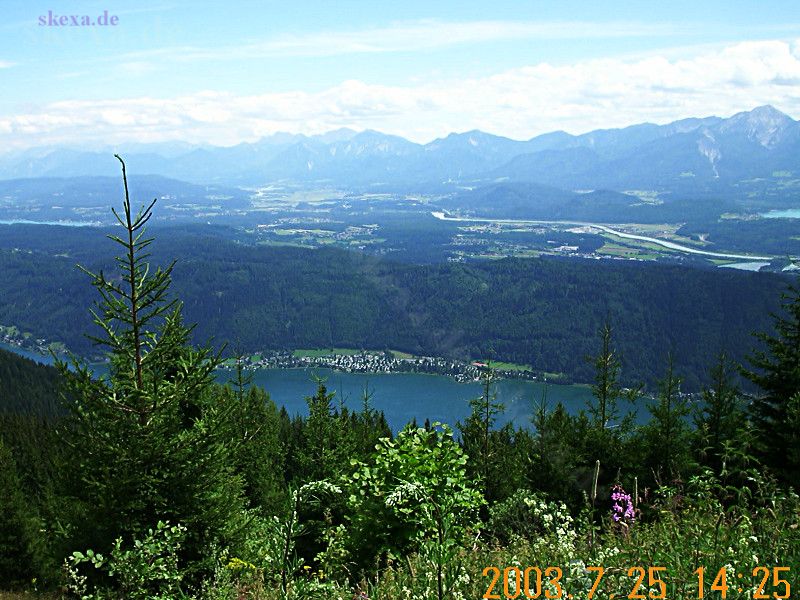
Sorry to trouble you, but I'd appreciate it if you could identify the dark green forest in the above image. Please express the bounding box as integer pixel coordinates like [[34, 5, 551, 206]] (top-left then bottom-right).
[[2, 165, 800, 598], [0, 347, 61, 414], [678, 218, 800, 256], [0, 223, 786, 389]]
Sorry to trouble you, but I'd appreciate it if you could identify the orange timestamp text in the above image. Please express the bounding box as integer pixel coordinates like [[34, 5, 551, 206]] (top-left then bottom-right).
[[482, 565, 792, 599]]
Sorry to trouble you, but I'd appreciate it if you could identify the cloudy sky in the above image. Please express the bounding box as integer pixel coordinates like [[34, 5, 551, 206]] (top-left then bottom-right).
[[1, 0, 799, 150]]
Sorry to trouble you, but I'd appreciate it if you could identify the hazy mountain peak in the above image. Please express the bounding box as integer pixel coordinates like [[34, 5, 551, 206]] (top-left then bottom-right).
[[333, 130, 418, 156], [664, 116, 722, 134], [255, 132, 308, 146], [313, 128, 359, 144], [749, 104, 792, 119], [719, 105, 795, 148], [424, 130, 515, 153]]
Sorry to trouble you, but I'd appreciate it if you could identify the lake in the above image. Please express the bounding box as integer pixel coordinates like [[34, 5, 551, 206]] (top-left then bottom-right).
[[1, 342, 600, 431], [719, 261, 770, 271], [0, 219, 101, 226], [761, 209, 800, 219], [243, 367, 591, 430]]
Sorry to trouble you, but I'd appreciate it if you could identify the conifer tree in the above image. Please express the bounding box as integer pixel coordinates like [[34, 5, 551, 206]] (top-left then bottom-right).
[[57, 155, 246, 564], [743, 285, 800, 483], [297, 378, 352, 482], [643, 355, 692, 481], [588, 322, 625, 429], [458, 363, 505, 501], [584, 322, 638, 480], [0, 438, 43, 587], [224, 382, 285, 514], [694, 353, 749, 475]]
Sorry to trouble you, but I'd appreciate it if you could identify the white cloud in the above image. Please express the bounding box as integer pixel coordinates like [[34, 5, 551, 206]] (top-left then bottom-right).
[[0, 60, 15, 68], [2, 38, 800, 151]]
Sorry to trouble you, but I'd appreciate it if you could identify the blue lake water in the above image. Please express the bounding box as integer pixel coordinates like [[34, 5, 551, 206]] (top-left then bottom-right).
[[1, 342, 605, 431], [243, 367, 591, 430], [0, 342, 55, 364], [0, 219, 101, 226], [719, 261, 769, 271], [761, 209, 800, 219]]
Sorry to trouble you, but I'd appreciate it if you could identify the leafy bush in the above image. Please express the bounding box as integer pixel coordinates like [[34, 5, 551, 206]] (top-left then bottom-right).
[[65, 521, 187, 600]]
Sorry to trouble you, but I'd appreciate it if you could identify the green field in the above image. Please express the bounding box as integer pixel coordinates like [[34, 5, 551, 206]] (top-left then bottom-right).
[[480, 359, 532, 372], [292, 347, 370, 358], [597, 241, 658, 260], [601, 233, 678, 255]]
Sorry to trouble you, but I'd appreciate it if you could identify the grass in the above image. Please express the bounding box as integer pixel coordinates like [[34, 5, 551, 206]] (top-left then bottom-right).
[[617, 222, 675, 233], [597, 242, 652, 258], [255, 240, 315, 249], [482, 359, 532, 372], [540, 371, 571, 382], [293, 348, 367, 358]]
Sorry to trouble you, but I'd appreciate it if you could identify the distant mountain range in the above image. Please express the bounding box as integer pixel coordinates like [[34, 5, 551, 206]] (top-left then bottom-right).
[[2, 106, 799, 202]]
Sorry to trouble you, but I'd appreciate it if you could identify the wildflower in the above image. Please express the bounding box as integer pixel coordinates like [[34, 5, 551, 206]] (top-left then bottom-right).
[[610, 484, 635, 524]]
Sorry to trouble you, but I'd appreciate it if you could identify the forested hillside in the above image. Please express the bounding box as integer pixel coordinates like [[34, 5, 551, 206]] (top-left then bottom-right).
[[0, 225, 785, 388], [0, 347, 61, 414]]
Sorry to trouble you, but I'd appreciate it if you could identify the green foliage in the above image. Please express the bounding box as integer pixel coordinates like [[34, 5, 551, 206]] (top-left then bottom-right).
[[0, 438, 46, 588], [295, 380, 353, 483], [458, 364, 508, 503], [56, 157, 247, 578], [0, 347, 61, 415], [529, 403, 584, 505], [346, 424, 483, 589], [222, 380, 285, 514], [350, 382, 392, 458], [581, 324, 639, 493], [694, 353, 753, 480], [66, 521, 188, 600], [201, 482, 343, 599], [367, 470, 800, 600], [588, 322, 626, 429], [743, 284, 800, 483], [640, 355, 694, 482], [612, 472, 800, 598], [486, 490, 578, 548]]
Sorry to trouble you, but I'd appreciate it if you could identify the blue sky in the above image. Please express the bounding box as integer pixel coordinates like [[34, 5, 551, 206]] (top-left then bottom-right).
[[1, 0, 799, 149]]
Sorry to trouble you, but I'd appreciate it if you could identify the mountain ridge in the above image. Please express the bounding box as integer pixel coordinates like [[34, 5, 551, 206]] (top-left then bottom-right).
[[1, 106, 797, 195]]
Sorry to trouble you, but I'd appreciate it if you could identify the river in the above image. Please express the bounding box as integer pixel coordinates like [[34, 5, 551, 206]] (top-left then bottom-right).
[[431, 212, 773, 261]]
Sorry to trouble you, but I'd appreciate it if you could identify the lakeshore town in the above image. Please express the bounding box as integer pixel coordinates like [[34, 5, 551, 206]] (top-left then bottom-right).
[[1, 324, 547, 384], [222, 350, 548, 384]]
